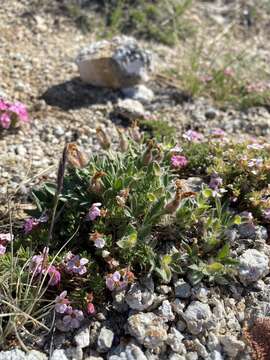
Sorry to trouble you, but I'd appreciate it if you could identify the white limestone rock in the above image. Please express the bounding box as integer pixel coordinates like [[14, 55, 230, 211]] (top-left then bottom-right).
[[76, 36, 153, 89]]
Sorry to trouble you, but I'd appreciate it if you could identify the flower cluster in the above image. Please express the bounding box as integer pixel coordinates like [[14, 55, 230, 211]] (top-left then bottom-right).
[[29, 247, 61, 286], [106, 269, 135, 292], [171, 155, 188, 169], [0, 99, 29, 129], [0, 233, 13, 255]]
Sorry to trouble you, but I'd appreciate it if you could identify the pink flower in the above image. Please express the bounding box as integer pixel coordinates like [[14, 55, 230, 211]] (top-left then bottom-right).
[[87, 203, 102, 221], [62, 308, 84, 330], [105, 270, 133, 291], [55, 291, 70, 313], [247, 143, 264, 150], [183, 130, 204, 142], [87, 303, 95, 315], [23, 218, 39, 234], [0, 233, 14, 255], [0, 244, 6, 255], [0, 233, 14, 242], [223, 67, 234, 77], [65, 254, 88, 275], [9, 102, 29, 123], [210, 128, 226, 138], [200, 74, 213, 83], [23, 214, 48, 234], [0, 100, 8, 111], [29, 247, 49, 274], [46, 265, 61, 286], [171, 155, 188, 169], [209, 174, 223, 190], [0, 113, 11, 129]]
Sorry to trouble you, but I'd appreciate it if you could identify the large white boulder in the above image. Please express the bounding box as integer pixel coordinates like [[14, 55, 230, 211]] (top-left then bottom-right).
[[76, 36, 153, 89]]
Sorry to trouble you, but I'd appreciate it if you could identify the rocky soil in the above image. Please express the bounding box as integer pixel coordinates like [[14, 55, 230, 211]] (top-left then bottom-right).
[[1, 0, 270, 359]]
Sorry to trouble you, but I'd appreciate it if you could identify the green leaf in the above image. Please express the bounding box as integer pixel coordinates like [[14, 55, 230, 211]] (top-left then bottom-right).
[[217, 243, 230, 260], [206, 262, 224, 274], [31, 191, 43, 212], [233, 215, 241, 225], [202, 188, 212, 198], [147, 193, 156, 202], [44, 183, 56, 196], [161, 254, 172, 266], [117, 230, 137, 249]]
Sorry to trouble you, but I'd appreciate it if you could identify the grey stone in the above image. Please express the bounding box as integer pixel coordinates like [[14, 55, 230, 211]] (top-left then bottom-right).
[[174, 279, 191, 298], [186, 353, 198, 360], [113, 289, 129, 312], [26, 351, 48, 360], [166, 327, 185, 353], [238, 249, 269, 285], [121, 85, 154, 104], [127, 312, 168, 349], [74, 326, 90, 349], [50, 350, 68, 360], [0, 349, 26, 360], [97, 327, 114, 353], [210, 350, 224, 360], [191, 284, 209, 303], [171, 298, 185, 315], [126, 283, 155, 311], [237, 224, 267, 241], [220, 335, 245, 357], [157, 300, 175, 322], [183, 301, 212, 335], [115, 99, 145, 121], [156, 285, 172, 295], [65, 347, 83, 360], [76, 36, 153, 89], [108, 343, 147, 360], [168, 355, 185, 360], [192, 339, 209, 358], [205, 108, 218, 119]]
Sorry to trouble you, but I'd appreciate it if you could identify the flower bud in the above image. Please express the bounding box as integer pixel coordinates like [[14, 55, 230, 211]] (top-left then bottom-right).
[[96, 126, 111, 150]]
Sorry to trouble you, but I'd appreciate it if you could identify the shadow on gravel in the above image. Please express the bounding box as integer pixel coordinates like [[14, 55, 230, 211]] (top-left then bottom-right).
[[41, 77, 120, 110]]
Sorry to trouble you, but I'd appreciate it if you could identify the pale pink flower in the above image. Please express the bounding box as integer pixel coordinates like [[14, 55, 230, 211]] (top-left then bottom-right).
[[87, 203, 102, 221], [23, 214, 48, 234], [65, 254, 88, 275], [29, 247, 49, 274], [0, 244, 6, 255], [62, 308, 84, 330], [210, 128, 226, 138], [247, 143, 264, 150], [263, 209, 270, 220], [171, 155, 188, 169], [223, 67, 234, 77], [183, 130, 204, 142], [46, 265, 61, 286], [105, 270, 133, 291], [87, 303, 95, 315], [55, 291, 70, 314], [0, 233, 14, 242], [209, 174, 223, 190]]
